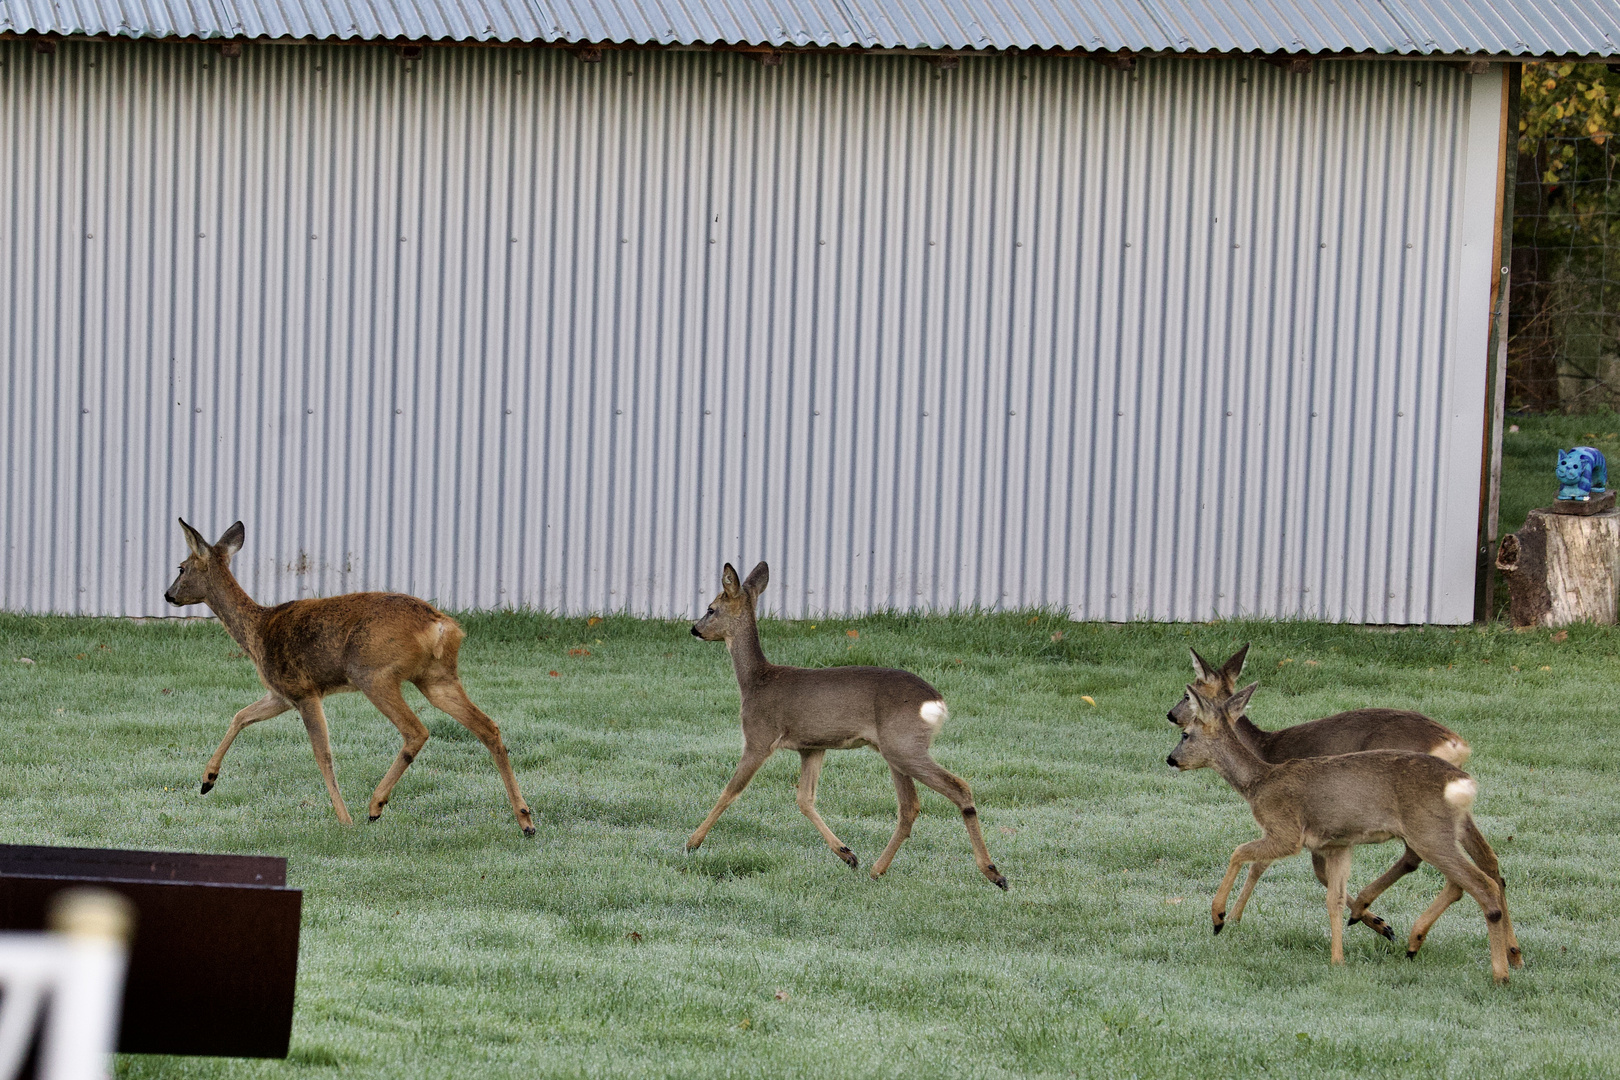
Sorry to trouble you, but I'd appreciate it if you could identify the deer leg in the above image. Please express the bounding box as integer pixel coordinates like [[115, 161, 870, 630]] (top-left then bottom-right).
[[201, 694, 290, 793], [869, 766, 922, 880], [416, 678, 535, 837], [794, 750, 857, 869], [1414, 845, 1512, 983], [685, 745, 773, 852], [355, 680, 430, 825], [903, 758, 1007, 890], [296, 698, 352, 825], [1213, 835, 1300, 934], [1405, 881, 1461, 960], [1227, 860, 1271, 926], [1346, 844, 1422, 942], [1321, 848, 1353, 965], [1462, 818, 1521, 967]]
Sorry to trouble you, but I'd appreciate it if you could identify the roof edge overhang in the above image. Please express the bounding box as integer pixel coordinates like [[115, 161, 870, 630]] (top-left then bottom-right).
[[2, 33, 1614, 63]]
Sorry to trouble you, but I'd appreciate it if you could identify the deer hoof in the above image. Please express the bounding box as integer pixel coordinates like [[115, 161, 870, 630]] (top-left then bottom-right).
[[837, 846, 858, 869], [522, 825, 537, 838], [1509, 947, 1523, 968], [199, 781, 214, 794], [1213, 920, 1225, 936]]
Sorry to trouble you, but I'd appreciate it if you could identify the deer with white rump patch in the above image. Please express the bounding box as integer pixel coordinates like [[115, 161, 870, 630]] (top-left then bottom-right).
[[687, 562, 1006, 889], [164, 519, 535, 835], [1169, 645, 1486, 941], [1168, 682, 1519, 982]]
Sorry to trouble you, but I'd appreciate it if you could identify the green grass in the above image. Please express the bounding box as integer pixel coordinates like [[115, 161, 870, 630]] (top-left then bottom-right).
[[0, 411, 1615, 1078]]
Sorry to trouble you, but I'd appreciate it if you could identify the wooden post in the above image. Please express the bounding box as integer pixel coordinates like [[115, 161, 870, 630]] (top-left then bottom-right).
[[1495, 507, 1620, 627], [1475, 63, 1521, 621]]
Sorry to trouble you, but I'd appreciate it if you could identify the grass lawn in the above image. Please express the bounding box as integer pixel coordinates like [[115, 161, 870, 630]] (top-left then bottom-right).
[[0, 415, 1616, 1078]]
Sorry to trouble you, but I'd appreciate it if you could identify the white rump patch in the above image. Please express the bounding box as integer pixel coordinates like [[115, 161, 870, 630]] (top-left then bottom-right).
[[1442, 777, 1477, 810], [1433, 738, 1472, 767], [919, 701, 948, 728]]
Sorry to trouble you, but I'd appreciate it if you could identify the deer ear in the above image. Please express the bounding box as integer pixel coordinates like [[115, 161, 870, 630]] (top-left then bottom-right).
[[1186, 682, 1218, 714], [1221, 644, 1250, 684], [178, 518, 210, 560], [217, 521, 245, 558], [742, 561, 769, 599], [1224, 682, 1260, 717], [721, 563, 742, 598], [1189, 648, 1217, 683]]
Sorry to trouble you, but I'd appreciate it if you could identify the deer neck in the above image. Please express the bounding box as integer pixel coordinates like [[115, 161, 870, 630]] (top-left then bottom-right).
[[204, 564, 268, 657], [1207, 725, 1274, 799], [725, 619, 772, 689], [1229, 711, 1273, 758]]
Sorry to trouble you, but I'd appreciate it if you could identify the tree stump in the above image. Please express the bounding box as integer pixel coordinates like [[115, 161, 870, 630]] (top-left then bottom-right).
[[1496, 507, 1620, 627]]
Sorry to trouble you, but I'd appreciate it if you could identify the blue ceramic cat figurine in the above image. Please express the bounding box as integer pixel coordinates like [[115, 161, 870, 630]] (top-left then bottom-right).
[[1556, 446, 1608, 501]]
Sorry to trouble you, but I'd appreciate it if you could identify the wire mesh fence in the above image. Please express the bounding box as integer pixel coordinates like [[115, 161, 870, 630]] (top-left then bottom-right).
[[1509, 64, 1620, 413]]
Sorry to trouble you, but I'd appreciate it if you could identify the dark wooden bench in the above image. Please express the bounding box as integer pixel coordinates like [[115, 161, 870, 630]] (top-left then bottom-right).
[[0, 843, 301, 1058]]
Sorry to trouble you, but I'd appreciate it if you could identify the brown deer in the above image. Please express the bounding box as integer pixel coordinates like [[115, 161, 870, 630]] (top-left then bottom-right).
[[1169, 645, 1486, 941], [1168, 682, 1520, 982], [687, 562, 1006, 889], [164, 519, 535, 836]]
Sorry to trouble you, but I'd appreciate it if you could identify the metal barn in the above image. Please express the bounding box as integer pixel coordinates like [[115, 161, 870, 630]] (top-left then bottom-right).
[[3, 4, 1617, 622]]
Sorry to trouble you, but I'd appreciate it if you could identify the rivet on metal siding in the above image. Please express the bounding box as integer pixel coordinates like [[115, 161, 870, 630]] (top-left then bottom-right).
[[922, 412, 929, 417], [621, 238, 628, 243], [929, 241, 935, 246], [82, 409, 89, 414], [1398, 411, 1404, 417], [704, 410, 711, 415], [194, 407, 202, 413], [1015, 241, 1022, 247], [1320, 242, 1327, 248], [1232, 243, 1240, 249], [1406, 243, 1413, 249], [505, 409, 512, 415], [1124, 242, 1131, 248], [814, 411, 821, 416], [1225, 411, 1233, 416], [400, 237, 407, 242], [395, 409, 402, 415], [86, 233, 93, 239], [1008, 410, 1016, 416], [306, 409, 313, 414], [615, 409, 622, 415], [819, 240, 826, 245], [198, 232, 206, 238], [311, 234, 318, 239]]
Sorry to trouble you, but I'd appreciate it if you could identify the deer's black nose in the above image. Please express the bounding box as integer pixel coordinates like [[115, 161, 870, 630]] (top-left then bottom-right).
[[1165, 754, 1178, 767], [690, 625, 701, 637]]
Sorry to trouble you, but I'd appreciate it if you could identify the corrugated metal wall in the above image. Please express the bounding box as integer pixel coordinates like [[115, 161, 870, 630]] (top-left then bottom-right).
[[0, 43, 1500, 622]]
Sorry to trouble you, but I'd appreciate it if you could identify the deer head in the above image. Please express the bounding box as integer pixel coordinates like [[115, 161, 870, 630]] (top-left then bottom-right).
[[164, 519, 245, 607], [1168, 644, 1249, 727], [691, 562, 769, 640], [1166, 681, 1258, 770]]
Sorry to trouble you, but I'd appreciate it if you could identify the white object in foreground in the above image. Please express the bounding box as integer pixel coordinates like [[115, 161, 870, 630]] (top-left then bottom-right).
[[0, 889, 133, 1080]]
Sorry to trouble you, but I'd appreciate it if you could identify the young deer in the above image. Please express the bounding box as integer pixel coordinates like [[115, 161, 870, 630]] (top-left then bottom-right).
[[1168, 683, 1520, 982], [1168, 645, 1483, 940], [164, 520, 535, 836], [687, 562, 1006, 889]]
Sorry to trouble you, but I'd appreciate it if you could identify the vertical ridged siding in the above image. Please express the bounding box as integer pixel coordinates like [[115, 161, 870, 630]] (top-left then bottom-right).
[[0, 44, 1499, 622]]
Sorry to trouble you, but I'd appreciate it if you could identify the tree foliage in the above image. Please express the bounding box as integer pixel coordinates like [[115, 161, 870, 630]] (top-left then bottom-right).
[[1520, 62, 1620, 189]]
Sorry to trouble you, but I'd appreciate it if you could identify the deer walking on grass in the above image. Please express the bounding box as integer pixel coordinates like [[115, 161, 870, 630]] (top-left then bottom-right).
[[164, 520, 535, 835], [687, 562, 1006, 889], [1169, 645, 1485, 940], [1168, 682, 1520, 982]]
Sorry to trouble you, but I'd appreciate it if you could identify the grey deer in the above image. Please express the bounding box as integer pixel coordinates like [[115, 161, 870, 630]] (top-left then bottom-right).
[[1169, 646, 1498, 943], [1168, 682, 1520, 983], [165, 519, 535, 835], [687, 562, 1006, 889]]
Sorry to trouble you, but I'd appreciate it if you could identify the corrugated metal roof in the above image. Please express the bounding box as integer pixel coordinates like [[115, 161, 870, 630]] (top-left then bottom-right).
[[2, 0, 1617, 53]]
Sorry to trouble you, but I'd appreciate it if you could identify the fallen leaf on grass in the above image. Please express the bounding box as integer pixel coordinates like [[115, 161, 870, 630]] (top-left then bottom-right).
[[1277, 658, 1293, 667], [587, 616, 602, 627], [75, 653, 87, 660], [161, 688, 173, 695], [1080, 696, 1096, 706], [999, 826, 1018, 836], [1552, 630, 1568, 643], [846, 630, 859, 639], [774, 990, 790, 1002], [1165, 897, 1183, 905], [1051, 631, 1065, 641], [568, 648, 591, 657], [15, 658, 34, 665], [1540, 665, 1551, 671], [736, 1018, 751, 1030], [549, 671, 561, 677], [625, 931, 642, 942], [1304, 660, 1319, 667]]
